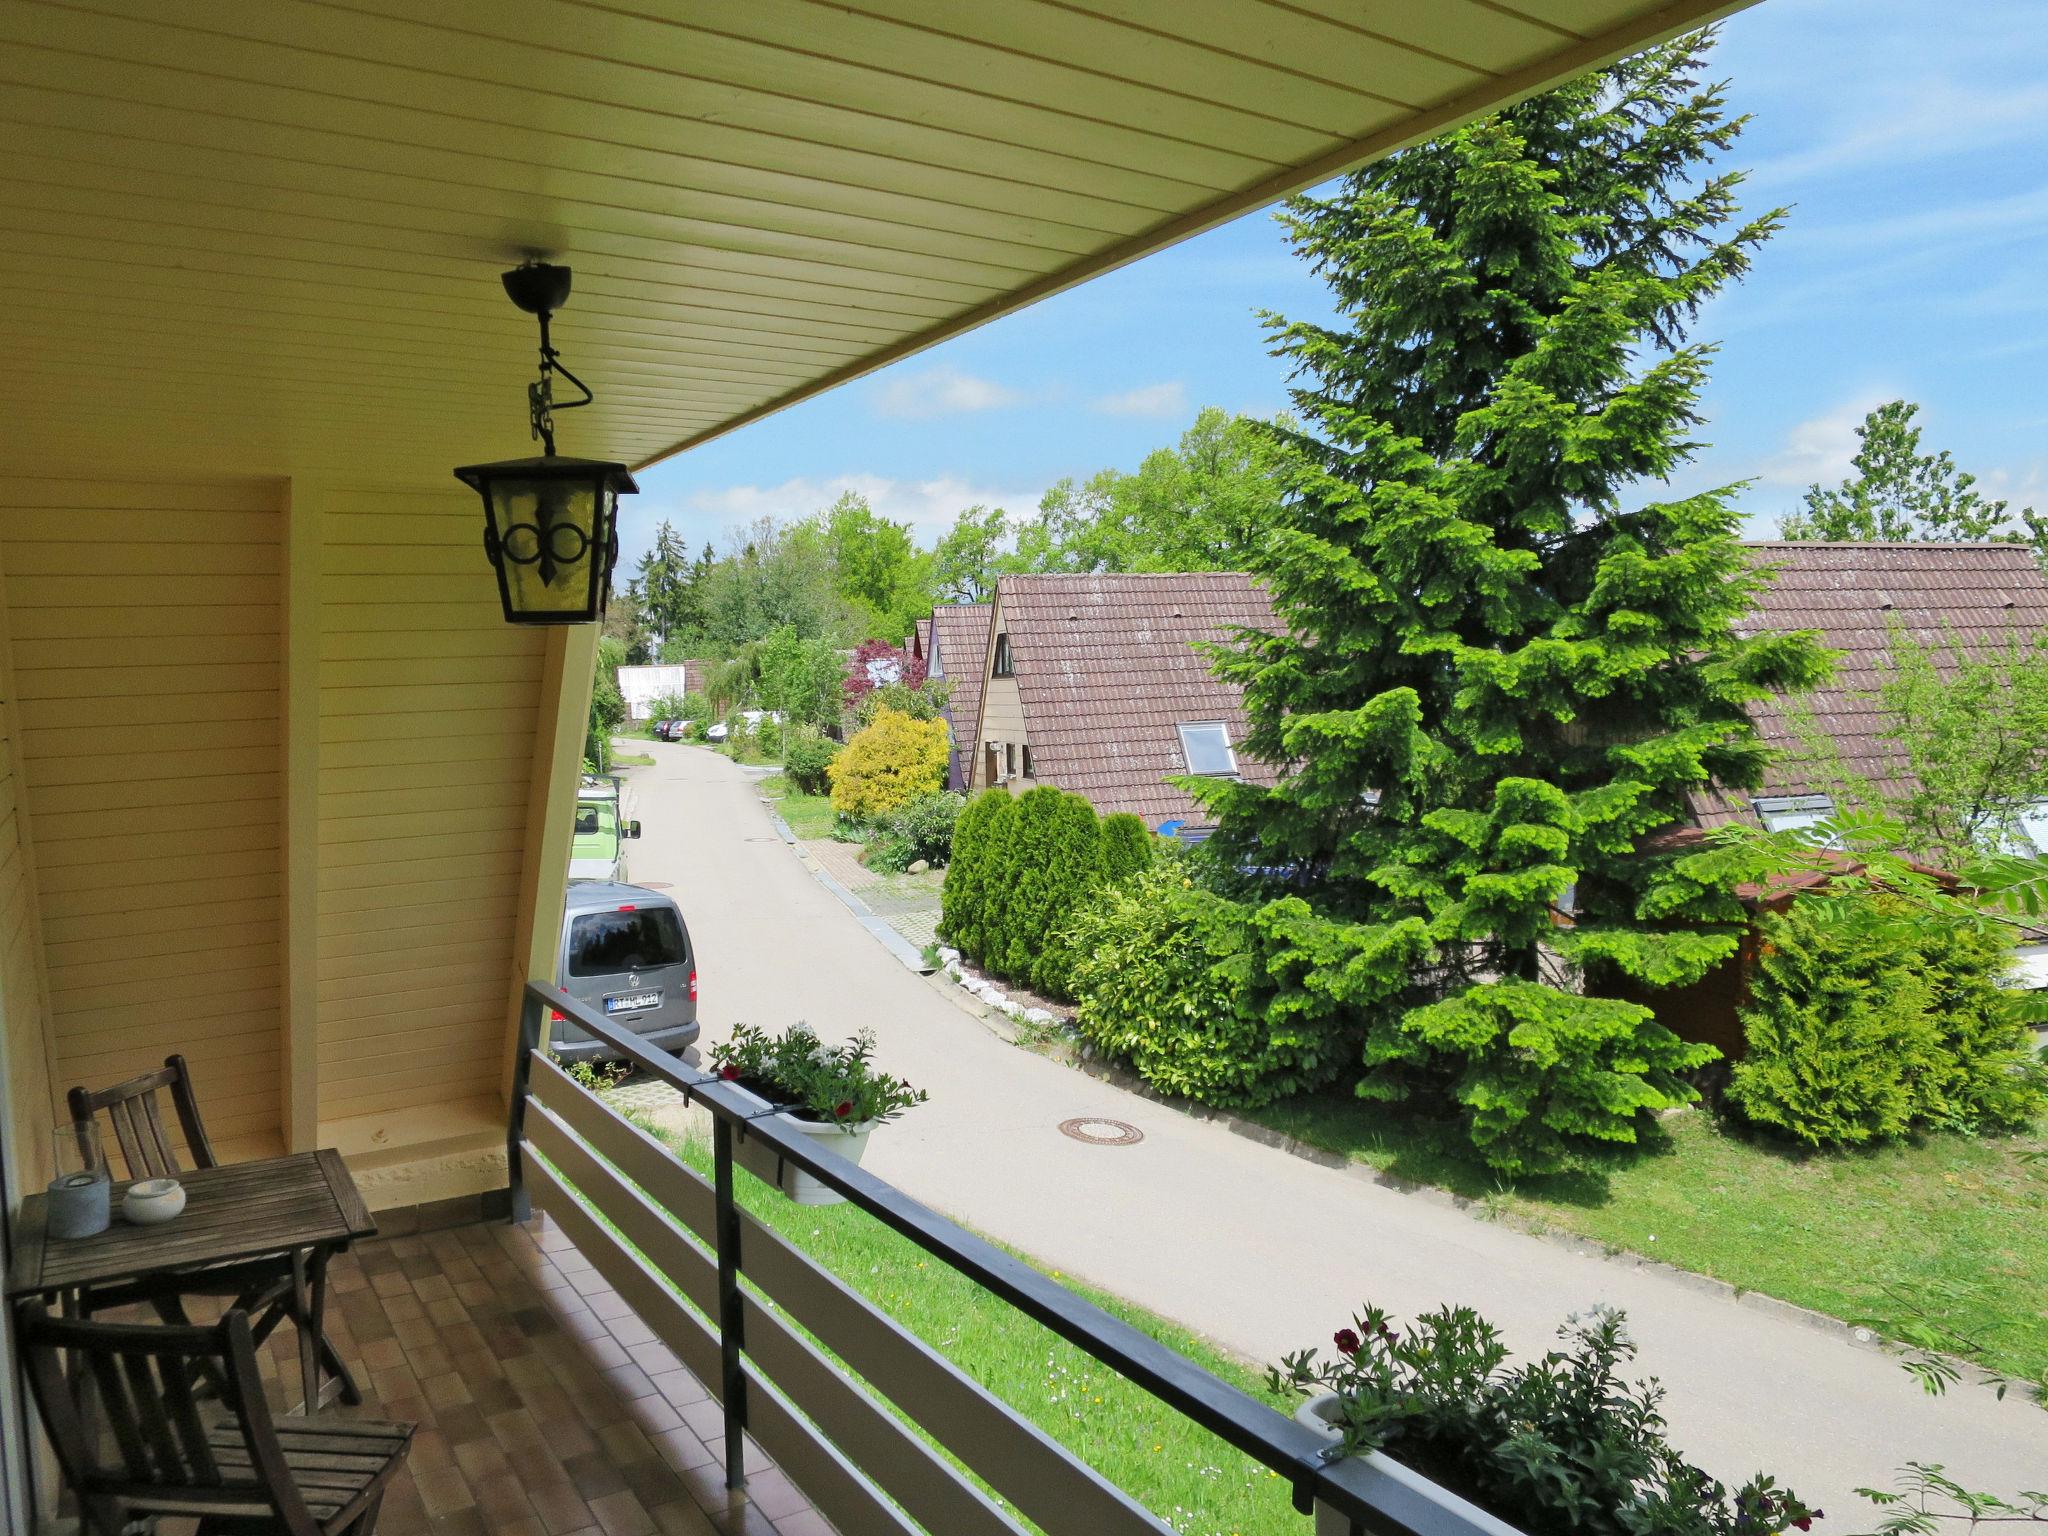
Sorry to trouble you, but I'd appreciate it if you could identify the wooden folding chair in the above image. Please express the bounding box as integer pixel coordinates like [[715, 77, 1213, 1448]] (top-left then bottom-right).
[[66, 1055, 360, 1408], [16, 1301, 413, 1536]]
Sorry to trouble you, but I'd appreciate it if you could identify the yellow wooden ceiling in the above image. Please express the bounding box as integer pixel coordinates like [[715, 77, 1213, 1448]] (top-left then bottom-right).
[[0, 0, 1746, 480]]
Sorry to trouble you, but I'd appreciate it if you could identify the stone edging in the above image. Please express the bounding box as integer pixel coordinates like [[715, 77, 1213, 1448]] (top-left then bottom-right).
[[919, 959, 2024, 1406]]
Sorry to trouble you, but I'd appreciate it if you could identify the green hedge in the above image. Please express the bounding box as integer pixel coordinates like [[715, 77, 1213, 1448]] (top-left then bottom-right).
[[1728, 891, 2045, 1146], [939, 787, 1153, 999]]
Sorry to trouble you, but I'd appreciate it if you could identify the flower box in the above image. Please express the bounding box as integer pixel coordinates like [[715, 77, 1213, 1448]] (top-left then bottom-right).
[[721, 1076, 875, 1206]]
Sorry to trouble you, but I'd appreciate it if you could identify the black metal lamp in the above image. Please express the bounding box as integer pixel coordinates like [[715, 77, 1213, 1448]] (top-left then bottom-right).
[[455, 262, 637, 625]]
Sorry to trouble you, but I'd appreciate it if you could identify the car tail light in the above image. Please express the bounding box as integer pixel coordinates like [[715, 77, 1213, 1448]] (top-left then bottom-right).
[[689, 969, 698, 1002], [617, 904, 637, 912], [549, 1009, 566, 1024]]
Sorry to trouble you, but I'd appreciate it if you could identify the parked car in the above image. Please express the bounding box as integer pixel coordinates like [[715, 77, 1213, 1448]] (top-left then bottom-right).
[[549, 882, 698, 1064], [567, 777, 640, 883], [705, 721, 730, 743]]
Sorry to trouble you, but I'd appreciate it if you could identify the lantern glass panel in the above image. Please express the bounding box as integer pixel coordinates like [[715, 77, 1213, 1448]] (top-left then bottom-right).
[[485, 470, 608, 623]]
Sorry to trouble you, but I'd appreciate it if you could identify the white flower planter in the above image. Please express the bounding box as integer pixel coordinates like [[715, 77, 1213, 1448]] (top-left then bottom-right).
[[1295, 1394, 1354, 1536], [723, 1080, 875, 1205]]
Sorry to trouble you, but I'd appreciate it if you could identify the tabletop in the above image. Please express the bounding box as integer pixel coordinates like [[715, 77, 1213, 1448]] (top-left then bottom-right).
[[6, 1148, 375, 1298]]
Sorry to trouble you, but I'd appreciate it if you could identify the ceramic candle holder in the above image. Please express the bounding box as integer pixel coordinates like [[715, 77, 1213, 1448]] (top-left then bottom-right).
[[121, 1177, 187, 1226], [47, 1170, 110, 1240]]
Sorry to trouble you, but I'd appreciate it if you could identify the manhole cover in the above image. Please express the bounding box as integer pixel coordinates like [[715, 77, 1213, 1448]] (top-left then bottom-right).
[[1058, 1117, 1144, 1147]]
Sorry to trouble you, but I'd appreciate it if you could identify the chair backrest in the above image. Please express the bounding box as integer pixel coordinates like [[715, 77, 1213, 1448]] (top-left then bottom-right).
[[15, 1302, 323, 1536], [67, 1053, 217, 1179]]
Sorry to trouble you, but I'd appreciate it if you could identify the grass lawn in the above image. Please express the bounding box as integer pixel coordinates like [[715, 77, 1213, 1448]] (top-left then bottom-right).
[[644, 1123, 1304, 1536], [1250, 1093, 2048, 1394], [758, 772, 839, 841]]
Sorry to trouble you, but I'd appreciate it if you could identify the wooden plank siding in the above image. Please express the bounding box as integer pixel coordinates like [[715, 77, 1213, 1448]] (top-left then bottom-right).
[[313, 485, 547, 1128], [0, 476, 286, 1155]]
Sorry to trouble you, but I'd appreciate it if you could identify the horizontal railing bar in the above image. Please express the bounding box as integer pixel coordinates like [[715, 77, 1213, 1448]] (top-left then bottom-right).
[[522, 1145, 917, 1536], [527, 1055, 1172, 1536], [527, 981, 1524, 1536]]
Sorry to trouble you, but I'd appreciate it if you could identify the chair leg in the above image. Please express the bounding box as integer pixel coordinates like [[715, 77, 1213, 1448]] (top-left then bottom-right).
[[343, 1490, 385, 1536], [319, 1332, 364, 1407]]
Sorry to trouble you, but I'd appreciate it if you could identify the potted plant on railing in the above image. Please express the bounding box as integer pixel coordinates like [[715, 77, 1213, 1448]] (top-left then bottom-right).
[[1272, 1303, 1816, 1536], [706, 1023, 927, 1205]]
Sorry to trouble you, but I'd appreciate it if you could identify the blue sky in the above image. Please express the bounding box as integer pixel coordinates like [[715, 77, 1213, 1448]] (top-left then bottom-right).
[[624, 0, 2048, 569]]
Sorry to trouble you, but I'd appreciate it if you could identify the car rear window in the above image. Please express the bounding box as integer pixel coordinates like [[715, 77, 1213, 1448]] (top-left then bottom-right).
[[568, 908, 686, 977]]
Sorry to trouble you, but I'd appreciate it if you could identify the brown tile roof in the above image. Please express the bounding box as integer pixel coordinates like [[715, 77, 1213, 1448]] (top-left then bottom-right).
[[996, 572, 1278, 826], [912, 617, 932, 659], [927, 602, 992, 792], [1692, 542, 2048, 828]]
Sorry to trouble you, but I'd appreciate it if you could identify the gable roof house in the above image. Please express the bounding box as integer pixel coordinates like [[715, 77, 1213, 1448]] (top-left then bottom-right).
[[1691, 542, 2048, 836], [925, 602, 993, 792], [967, 573, 1277, 827]]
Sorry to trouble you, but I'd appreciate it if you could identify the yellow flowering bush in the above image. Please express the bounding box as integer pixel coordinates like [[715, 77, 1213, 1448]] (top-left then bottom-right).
[[828, 707, 950, 819]]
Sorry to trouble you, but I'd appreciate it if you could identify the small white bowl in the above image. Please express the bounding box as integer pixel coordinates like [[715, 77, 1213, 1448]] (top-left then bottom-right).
[[121, 1177, 186, 1225]]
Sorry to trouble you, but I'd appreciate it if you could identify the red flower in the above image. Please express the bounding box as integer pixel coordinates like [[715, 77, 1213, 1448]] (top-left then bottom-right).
[[1793, 1520, 1811, 1531], [718, 1065, 739, 1081], [1332, 1328, 1361, 1355], [835, 1100, 853, 1119]]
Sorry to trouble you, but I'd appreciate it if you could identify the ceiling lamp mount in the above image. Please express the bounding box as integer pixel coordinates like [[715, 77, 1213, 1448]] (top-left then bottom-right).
[[455, 260, 637, 625]]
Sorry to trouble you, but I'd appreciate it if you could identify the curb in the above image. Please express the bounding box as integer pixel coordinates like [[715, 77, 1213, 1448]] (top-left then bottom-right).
[[917, 961, 2026, 1404]]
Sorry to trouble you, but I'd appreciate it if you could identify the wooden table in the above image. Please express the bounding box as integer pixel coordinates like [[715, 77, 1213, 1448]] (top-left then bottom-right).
[[6, 1149, 376, 1412]]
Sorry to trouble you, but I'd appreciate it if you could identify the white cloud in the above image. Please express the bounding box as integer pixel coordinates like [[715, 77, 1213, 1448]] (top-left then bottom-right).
[[677, 472, 1048, 540], [1092, 380, 1188, 419], [1748, 78, 2048, 190], [1755, 394, 1897, 488], [870, 366, 1024, 419]]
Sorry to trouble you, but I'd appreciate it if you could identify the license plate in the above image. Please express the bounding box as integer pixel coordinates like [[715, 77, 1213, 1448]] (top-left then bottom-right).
[[605, 991, 661, 1014]]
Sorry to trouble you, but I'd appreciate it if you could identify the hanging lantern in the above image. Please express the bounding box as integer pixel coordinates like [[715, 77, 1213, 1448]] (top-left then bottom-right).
[[455, 262, 637, 625]]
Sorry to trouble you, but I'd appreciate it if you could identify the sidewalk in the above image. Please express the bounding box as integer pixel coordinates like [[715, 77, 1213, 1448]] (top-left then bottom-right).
[[621, 740, 2048, 1521]]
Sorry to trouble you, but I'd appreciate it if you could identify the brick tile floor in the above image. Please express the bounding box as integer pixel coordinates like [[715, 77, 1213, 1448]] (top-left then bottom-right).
[[226, 1212, 831, 1536]]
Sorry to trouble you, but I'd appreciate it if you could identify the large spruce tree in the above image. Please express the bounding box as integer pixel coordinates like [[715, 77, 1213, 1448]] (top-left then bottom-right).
[[1199, 34, 1830, 1172]]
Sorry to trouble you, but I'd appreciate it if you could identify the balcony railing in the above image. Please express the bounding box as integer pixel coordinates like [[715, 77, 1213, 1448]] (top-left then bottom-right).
[[508, 981, 1526, 1536]]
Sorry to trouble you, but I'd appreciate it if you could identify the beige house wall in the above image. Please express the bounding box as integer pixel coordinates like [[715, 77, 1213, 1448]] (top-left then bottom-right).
[[0, 473, 578, 1210]]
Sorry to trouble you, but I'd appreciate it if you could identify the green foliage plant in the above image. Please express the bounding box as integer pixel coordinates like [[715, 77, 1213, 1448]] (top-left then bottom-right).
[[1065, 866, 1420, 1106], [853, 677, 951, 729], [1779, 399, 2043, 553], [707, 1022, 927, 1128], [868, 791, 963, 872], [1097, 813, 1156, 884], [990, 787, 1067, 982], [1193, 34, 1830, 1173], [828, 707, 950, 819], [1855, 1462, 2046, 1536], [1026, 793, 1104, 995], [939, 789, 1014, 959], [1270, 1303, 1816, 1536], [782, 730, 840, 796]]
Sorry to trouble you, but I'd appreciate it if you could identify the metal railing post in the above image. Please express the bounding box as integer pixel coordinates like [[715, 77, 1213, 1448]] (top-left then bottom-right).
[[506, 990, 544, 1224], [712, 1116, 748, 1491]]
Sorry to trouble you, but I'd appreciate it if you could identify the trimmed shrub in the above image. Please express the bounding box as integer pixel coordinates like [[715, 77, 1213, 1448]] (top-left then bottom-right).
[[1729, 891, 2044, 1146], [1097, 813, 1156, 884], [1028, 794, 1104, 996], [1065, 867, 1402, 1106], [782, 731, 839, 796], [939, 789, 1015, 959], [990, 787, 1066, 982], [828, 707, 950, 819]]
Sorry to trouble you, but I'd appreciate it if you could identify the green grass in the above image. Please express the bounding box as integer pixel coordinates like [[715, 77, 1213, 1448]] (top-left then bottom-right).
[[647, 1124, 1304, 1536], [759, 773, 840, 841], [611, 751, 655, 767], [1250, 1092, 2048, 1393]]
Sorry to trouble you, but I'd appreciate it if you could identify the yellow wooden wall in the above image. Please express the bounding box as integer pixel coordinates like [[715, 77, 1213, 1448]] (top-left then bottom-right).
[[0, 477, 286, 1157], [314, 485, 547, 1131], [0, 653, 53, 1188]]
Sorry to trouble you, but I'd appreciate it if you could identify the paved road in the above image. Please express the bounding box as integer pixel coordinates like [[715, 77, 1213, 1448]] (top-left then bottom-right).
[[622, 739, 2047, 1522]]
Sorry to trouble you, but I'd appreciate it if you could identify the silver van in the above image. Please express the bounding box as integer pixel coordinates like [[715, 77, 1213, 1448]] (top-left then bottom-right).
[[548, 881, 698, 1063]]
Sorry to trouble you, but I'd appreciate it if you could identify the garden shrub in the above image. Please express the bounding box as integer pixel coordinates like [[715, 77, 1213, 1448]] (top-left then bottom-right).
[[781, 731, 839, 797], [939, 789, 1014, 959], [1729, 891, 2045, 1146], [828, 707, 950, 819], [867, 792, 963, 873], [677, 690, 711, 721], [1026, 793, 1103, 996], [990, 787, 1067, 982], [1097, 813, 1156, 884], [1064, 867, 1408, 1105]]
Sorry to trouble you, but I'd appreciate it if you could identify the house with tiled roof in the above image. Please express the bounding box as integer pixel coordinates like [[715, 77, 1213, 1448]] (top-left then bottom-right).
[[1691, 542, 2048, 837], [926, 602, 992, 792], [964, 573, 1277, 827], [911, 616, 932, 661]]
